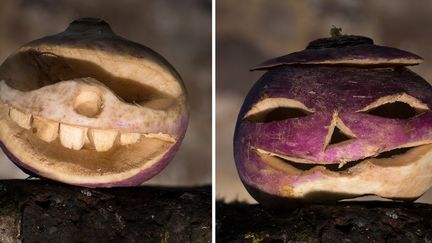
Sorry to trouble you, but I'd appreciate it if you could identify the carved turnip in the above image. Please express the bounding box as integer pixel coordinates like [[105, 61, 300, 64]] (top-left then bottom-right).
[[234, 34, 432, 208], [0, 18, 188, 187]]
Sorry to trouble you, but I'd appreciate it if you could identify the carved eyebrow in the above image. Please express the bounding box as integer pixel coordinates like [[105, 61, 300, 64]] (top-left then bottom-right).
[[243, 98, 314, 122], [356, 93, 429, 119]]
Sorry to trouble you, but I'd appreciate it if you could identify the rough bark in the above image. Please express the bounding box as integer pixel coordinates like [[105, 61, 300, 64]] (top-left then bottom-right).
[[0, 180, 211, 243], [216, 200, 432, 242]]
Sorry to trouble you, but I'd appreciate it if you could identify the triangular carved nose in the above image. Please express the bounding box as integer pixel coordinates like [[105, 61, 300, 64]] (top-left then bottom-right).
[[328, 126, 352, 145], [324, 112, 356, 150]]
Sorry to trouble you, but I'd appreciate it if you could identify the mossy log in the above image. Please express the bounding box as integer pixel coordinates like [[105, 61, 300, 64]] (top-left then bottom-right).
[[0, 180, 211, 243], [216, 200, 432, 242]]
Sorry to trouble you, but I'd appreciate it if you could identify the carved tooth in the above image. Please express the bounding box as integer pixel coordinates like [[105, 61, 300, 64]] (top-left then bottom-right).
[[59, 124, 87, 150], [32, 117, 59, 143], [119, 132, 141, 145], [143, 133, 175, 143], [9, 107, 32, 129], [89, 129, 118, 152]]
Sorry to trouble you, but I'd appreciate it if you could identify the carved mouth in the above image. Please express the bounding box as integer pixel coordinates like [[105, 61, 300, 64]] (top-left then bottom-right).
[[0, 102, 177, 184], [6, 104, 175, 152], [0, 19, 188, 186], [255, 145, 425, 174]]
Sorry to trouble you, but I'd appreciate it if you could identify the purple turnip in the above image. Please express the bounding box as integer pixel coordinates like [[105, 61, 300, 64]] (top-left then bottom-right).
[[234, 34, 432, 208]]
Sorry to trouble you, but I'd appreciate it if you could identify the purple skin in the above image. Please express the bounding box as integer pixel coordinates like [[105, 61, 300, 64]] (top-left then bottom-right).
[[252, 44, 422, 70], [234, 65, 432, 202], [1, 114, 188, 188]]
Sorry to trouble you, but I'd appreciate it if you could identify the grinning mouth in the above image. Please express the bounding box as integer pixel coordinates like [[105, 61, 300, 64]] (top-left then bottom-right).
[[0, 102, 177, 184], [255, 146, 421, 174], [0, 75, 178, 153], [6, 104, 175, 152]]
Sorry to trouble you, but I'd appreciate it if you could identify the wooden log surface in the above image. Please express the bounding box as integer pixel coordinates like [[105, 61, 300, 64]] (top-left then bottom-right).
[[216, 200, 432, 242], [0, 180, 211, 243]]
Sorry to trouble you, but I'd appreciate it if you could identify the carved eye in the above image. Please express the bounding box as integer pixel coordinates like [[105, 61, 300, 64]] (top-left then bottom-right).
[[0, 50, 176, 110], [244, 98, 314, 122], [358, 93, 429, 119]]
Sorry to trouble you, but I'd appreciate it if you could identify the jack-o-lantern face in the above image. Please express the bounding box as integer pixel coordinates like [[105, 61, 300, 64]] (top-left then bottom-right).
[[0, 18, 188, 187], [234, 35, 432, 208]]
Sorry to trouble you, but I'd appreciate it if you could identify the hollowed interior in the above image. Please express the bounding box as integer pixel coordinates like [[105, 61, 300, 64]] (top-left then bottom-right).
[[358, 93, 429, 119], [1, 115, 175, 184], [328, 126, 353, 146], [365, 101, 425, 119], [244, 98, 314, 123], [323, 113, 357, 150], [375, 147, 413, 159], [0, 50, 175, 109], [246, 107, 311, 122], [256, 145, 420, 175]]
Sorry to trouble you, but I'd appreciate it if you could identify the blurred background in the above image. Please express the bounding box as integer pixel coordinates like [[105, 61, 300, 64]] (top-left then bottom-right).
[[217, 0, 432, 203], [0, 0, 211, 186], [3, 0, 432, 203]]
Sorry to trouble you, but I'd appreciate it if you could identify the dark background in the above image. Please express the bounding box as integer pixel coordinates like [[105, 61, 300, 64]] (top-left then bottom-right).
[[217, 0, 432, 203], [0, 0, 212, 186]]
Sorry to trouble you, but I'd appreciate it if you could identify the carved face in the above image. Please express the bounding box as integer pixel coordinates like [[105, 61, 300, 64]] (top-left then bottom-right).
[[0, 18, 188, 187], [234, 36, 432, 208]]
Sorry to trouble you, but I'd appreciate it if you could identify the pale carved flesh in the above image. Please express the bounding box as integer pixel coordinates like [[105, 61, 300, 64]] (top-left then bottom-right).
[[0, 18, 188, 187], [1, 78, 176, 152], [0, 102, 174, 185]]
